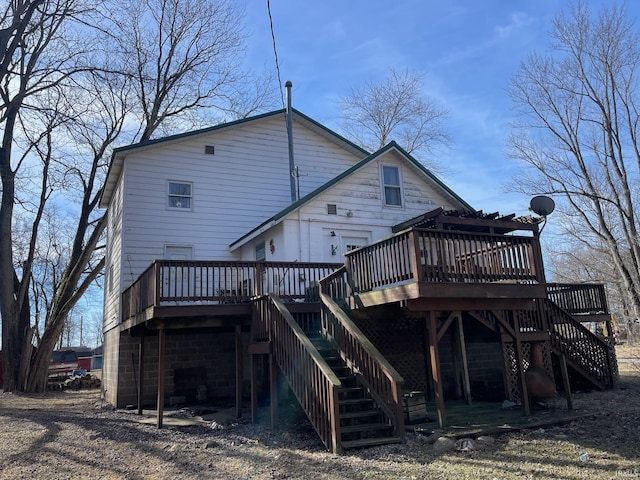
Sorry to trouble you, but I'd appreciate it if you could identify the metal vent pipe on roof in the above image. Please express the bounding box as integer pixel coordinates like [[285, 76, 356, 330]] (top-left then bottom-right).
[[285, 80, 297, 202]]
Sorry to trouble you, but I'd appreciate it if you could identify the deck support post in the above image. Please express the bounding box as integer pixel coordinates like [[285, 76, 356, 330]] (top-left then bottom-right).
[[250, 354, 258, 423], [558, 354, 573, 410], [428, 311, 445, 427], [511, 313, 530, 416], [456, 314, 472, 405], [235, 325, 243, 418], [137, 333, 145, 415], [156, 327, 166, 429], [269, 354, 278, 428]]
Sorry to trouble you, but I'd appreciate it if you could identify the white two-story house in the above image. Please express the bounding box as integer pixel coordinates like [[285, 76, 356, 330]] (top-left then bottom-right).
[[100, 106, 616, 453]]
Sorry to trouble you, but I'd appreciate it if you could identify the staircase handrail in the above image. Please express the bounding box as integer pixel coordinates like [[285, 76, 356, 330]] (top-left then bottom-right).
[[543, 298, 617, 389], [319, 291, 405, 440], [251, 294, 343, 453]]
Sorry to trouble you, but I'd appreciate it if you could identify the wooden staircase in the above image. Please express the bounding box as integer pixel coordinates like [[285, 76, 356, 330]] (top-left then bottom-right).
[[306, 329, 402, 449], [250, 293, 404, 453], [473, 298, 617, 393]]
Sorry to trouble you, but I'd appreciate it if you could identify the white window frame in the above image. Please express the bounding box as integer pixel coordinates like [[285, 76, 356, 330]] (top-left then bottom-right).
[[167, 181, 193, 210], [381, 164, 403, 207]]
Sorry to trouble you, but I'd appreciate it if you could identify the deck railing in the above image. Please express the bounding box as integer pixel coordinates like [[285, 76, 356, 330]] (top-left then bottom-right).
[[345, 228, 543, 293], [121, 260, 341, 321], [251, 294, 342, 453], [319, 269, 405, 441], [546, 283, 608, 315]]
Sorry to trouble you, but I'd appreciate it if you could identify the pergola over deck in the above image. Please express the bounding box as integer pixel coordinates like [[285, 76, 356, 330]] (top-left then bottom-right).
[[345, 208, 547, 311]]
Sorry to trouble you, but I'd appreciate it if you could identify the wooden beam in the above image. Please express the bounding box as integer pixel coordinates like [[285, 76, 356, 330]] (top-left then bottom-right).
[[558, 354, 573, 410], [250, 354, 258, 423], [408, 297, 536, 312], [156, 327, 166, 429], [428, 312, 445, 427], [437, 311, 457, 343], [235, 325, 243, 419], [269, 355, 278, 429], [150, 315, 249, 330], [137, 333, 145, 415], [457, 315, 472, 405], [417, 283, 547, 300], [493, 311, 516, 339]]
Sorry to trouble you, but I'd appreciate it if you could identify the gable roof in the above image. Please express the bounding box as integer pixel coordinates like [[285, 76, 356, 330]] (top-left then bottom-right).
[[99, 108, 369, 208], [229, 141, 474, 250]]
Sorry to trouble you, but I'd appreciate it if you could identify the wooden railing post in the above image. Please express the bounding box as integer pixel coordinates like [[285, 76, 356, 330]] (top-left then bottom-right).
[[408, 230, 421, 283], [255, 263, 264, 297], [531, 235, 546, 284], [154, 261, 161, 305]]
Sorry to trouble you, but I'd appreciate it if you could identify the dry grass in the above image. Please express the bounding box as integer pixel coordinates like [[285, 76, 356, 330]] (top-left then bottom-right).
[[0, 349, 638, 480]]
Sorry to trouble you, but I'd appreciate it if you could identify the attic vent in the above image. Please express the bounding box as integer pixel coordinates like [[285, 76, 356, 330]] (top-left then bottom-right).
[[204, 145, 215, 155], [327, 204, 337, 215]]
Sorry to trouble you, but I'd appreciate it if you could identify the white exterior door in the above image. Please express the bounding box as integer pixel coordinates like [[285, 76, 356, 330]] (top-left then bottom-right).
[[164, 246, 193, 299], [341, 236, 368, 254]]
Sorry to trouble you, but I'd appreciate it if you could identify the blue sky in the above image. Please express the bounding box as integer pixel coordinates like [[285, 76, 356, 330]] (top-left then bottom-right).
[[244, 1, 639, 217]]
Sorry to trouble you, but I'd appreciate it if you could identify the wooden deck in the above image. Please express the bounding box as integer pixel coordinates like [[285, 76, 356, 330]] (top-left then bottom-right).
[[120, 261, 341, 329], [407, 400, 591, 439], [120, 217, 616, 453]]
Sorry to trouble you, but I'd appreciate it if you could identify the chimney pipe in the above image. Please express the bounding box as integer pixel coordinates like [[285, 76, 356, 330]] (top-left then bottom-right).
[[285, 80, 296, 202]]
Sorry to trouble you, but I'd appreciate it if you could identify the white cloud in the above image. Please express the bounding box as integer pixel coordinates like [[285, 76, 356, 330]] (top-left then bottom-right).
[[494, 12, 534, 40]]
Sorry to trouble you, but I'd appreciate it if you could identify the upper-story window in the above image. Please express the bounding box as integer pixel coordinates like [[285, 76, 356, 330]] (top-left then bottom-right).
[[382, 165, 403, 207], [168, 181, 192, 210], [255, 241, 266, 261]]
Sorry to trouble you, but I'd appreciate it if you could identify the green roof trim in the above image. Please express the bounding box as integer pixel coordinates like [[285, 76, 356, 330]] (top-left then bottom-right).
[[229, 141, 474, 249]]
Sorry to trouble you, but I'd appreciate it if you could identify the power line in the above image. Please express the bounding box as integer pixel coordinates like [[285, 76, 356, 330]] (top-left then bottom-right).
[[267, 0, 285, 109]]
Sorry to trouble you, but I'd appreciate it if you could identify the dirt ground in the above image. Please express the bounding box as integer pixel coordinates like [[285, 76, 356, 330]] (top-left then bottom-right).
[[0, 346, 638, 480]]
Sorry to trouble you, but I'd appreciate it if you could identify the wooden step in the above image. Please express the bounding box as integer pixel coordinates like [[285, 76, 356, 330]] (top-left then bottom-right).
[[339, 409, 383, 420], [338, 387, 365, 400], [341, 436, 403, 450], [338, 398, 373, 406], [340, 422, 392, 434], [323, 355, 343, 365], [332, 366, 352, 376], [339, 386, 364, 394]]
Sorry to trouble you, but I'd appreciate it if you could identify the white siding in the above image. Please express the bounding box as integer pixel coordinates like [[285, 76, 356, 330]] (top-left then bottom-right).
[[103, 173, 124, 332], [119, 116, 363, 288], [275, 150, 459, 263]]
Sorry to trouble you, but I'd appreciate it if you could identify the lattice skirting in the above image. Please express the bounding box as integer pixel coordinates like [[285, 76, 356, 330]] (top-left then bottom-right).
[[352, 316, 428, 391], [502, 340, 554, 403]]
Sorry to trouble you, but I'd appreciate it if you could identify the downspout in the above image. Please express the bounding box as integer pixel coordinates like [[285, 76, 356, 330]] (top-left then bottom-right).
[[285, 80, 297, 202]]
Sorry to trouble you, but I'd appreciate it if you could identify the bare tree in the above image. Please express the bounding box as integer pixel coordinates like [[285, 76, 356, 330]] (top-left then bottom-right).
[[0, 0, 96, 392], [106, 0, 275, 140], [1, 0, 274, 392], [338, 68, 450, 169], [508, 1, 640, 320]]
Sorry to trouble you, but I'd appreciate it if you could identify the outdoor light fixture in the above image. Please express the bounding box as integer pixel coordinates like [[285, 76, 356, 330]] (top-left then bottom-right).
[[529, 195, 555, 234]]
